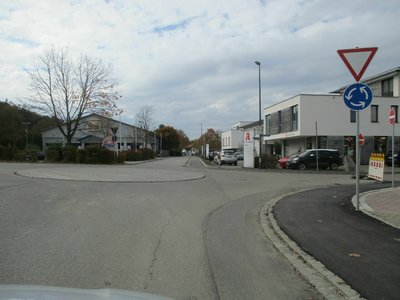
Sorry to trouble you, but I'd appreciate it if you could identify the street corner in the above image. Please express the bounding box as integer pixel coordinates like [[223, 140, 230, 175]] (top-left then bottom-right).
[[356, 187, 400, 229]]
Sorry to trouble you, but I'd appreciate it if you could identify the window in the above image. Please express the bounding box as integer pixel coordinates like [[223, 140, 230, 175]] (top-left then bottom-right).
[[291, 105, 298, 131], [277, 111, 282, 133], [382, 78, 393, 97], [371, 105, 379, 122], [350, 110, 356, 123], [391, 105, 398, 123], [265, 114, 271, 135]]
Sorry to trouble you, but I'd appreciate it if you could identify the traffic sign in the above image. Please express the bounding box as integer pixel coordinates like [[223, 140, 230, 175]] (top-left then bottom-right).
[[343, 83, 373, 110], [359, 133, 364, 146], [102, 136, 115, 149], [337, 47, 378, 82], [389, 108, 396, 125]]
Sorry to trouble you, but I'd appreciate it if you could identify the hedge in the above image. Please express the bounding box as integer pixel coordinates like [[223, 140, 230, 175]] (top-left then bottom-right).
[[124, 149, 155, 161]]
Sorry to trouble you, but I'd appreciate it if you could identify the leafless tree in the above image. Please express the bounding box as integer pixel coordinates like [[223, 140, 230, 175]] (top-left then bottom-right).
[[135, 105, 155, 148], [28, 48, 121, 144]]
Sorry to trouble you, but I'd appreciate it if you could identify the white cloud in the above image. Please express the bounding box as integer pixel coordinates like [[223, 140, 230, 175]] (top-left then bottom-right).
[[1, 0, 399, 139]]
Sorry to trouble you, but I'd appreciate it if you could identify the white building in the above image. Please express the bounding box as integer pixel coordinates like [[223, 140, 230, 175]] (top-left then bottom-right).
[[221, 121, 259, 151], [42, 113, 158, 151], [263, 67, 400, 164], [221, 129, 243, 151]]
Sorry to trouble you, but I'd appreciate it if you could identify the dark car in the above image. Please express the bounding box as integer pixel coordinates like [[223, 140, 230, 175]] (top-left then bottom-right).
[[208, 150, 218, 161], [287, 149, 342, 170], [385, 151, 400, 166]]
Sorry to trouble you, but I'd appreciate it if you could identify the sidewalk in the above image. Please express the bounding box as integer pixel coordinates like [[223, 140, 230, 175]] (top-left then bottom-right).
[[265, 183, 400, 300], [357, 186, 400, 229]]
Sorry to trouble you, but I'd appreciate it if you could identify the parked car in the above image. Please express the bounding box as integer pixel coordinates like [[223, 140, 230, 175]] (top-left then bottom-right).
[[215, 149, 238, 165], [278, 153, 299, 168], [208, 150, 218, 161], [235, 152, 244, 161], [287, 149, 342, 170], [385, 151, 400, 166]]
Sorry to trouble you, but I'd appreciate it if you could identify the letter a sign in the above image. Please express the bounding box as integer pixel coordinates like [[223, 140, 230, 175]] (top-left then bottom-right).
[[244, 131, 253, 141], [337, 47, 378, 82]]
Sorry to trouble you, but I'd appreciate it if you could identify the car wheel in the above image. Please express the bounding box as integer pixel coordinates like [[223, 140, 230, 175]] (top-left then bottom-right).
[[330, 162, 338, 170], [234, 162, 237, 166], [298, 163, 306, 171]]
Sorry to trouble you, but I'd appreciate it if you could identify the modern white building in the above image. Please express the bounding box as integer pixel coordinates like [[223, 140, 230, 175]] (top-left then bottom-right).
[[221, 121, 260, 151], [263, 67, 400, 164], [221, 129, 243, 151], [42, 113, 158, 151]]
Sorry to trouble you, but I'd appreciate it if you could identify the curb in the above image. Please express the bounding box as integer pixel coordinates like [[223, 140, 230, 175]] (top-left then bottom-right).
[[353, 187, 400, 230], [260, 192, 363, 300]]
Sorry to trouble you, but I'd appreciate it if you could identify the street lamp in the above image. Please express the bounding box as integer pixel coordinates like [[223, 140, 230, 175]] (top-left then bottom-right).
[[255, 61, 262, 168], [22, 122, 30, 152], [138, 121, 144, 149]]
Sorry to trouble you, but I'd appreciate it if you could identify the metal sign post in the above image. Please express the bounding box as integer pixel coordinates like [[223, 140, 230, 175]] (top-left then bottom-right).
[[389, 108, 396, 187], [338, 47, 378, 211], [392, 123, 395, 187], [356, 111, 360, 210], [315, 121, 319, 172]]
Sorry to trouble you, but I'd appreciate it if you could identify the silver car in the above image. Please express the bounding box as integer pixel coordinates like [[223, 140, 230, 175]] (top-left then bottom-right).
[[218, 149, 238, 165]]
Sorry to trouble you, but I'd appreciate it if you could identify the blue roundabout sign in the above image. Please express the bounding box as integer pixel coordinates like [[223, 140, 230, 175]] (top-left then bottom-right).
[[343, 83, 373, 111]]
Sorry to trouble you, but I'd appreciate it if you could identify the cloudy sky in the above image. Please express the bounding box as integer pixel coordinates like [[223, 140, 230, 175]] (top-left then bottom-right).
[[1, 0, 399, 139]]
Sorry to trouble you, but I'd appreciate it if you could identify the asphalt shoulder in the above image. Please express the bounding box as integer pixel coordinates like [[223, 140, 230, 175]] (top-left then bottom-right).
[[272, 183, 400, 300]]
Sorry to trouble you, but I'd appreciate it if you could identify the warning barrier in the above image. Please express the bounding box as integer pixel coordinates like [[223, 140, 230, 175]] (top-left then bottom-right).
[[368, 153, 385, 181]]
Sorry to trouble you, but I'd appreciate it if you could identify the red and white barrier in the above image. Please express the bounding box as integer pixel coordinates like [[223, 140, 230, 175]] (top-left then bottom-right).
[[368, 153, 385, 181]]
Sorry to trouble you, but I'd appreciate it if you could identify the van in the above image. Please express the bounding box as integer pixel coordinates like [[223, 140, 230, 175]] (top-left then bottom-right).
[[287, 149, 342, 170]]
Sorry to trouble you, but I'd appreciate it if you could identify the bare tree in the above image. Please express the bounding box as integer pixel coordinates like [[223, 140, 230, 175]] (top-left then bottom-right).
[[28, 48, 121, 144], [135, 105, 155, 148]]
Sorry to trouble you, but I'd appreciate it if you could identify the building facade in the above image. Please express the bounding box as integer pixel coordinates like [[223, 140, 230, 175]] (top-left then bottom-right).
[[221, 121, 262, 153], [263, 67, 400, 164], [41, 114, 158, 151]]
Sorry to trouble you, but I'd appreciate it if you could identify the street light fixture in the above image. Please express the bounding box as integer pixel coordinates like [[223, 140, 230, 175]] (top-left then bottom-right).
[[22, 122, 30, 152], [255, 61, 262, 168]]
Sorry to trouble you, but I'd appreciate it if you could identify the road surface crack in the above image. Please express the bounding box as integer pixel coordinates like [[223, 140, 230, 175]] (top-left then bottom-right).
[[144, 214, 176, 290]]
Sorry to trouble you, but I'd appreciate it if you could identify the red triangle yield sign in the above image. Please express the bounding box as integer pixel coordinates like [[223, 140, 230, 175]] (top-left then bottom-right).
[[337, 47, 378, 82]]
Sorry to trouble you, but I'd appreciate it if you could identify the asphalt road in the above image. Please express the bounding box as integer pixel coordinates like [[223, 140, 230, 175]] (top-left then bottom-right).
[[0, 158, 374, 299], [205, 193, 321, 299], [274, 184, 400, 300]]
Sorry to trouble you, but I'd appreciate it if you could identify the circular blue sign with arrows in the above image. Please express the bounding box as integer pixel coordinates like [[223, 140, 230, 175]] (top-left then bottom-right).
[[343, 83, 373, 110]]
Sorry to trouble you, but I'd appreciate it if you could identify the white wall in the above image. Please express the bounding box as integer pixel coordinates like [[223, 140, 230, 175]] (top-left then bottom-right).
[[221, 129, 244, 150], [299, 94, 400, 136], [394, 76, 400, 97]]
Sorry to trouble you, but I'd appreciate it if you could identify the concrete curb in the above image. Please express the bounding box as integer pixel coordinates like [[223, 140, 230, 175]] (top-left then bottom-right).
[[260, 191, 363, 300], [353, 187, 400, 230]]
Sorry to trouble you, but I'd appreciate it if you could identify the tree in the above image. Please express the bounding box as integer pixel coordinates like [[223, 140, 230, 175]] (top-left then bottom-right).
[[177, 129, 190, 149], [193, 128, 221, 152], [28, 47, 121, 144], [156, 126, 180, 151], [136, 105, 155, 148], [0, 100, 56, 151]]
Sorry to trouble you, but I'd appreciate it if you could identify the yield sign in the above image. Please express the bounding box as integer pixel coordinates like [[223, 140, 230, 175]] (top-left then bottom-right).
[[337, 47, 378, 82]]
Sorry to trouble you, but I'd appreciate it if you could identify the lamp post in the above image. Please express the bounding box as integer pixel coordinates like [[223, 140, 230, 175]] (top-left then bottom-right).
[[255, 61, 262, 168], [22, 122, 30, 152], [138, 121, 144, 149]]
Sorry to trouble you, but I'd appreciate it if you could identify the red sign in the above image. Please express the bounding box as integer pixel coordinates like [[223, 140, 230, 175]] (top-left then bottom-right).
[[389, 108, 396, 125], [337, 47, 378, 82], [358, 133, 365, 146]]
